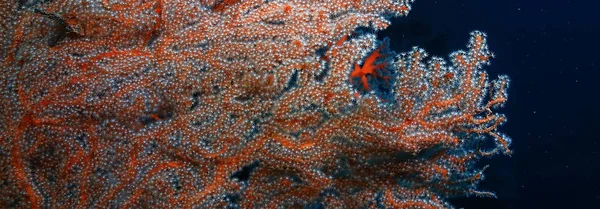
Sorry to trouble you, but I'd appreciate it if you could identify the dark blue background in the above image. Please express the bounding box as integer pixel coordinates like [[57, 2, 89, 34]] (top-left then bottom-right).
[[379, 0, 600, 208]]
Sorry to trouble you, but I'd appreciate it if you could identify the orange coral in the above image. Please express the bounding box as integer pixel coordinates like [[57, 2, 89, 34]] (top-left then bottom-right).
[[0, 0, 509, 208], [350, 42, 391, 91]]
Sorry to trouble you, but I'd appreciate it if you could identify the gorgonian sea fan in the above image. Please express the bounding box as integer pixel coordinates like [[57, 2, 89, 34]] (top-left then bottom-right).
[[0, 0, 510, 208]]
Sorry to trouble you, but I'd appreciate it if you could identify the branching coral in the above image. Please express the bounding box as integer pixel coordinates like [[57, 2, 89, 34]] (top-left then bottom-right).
[[0, 0, 509, 208]]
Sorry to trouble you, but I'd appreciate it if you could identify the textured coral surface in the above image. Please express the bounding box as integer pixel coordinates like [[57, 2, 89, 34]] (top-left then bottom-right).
[[0, 0, 510, 208]]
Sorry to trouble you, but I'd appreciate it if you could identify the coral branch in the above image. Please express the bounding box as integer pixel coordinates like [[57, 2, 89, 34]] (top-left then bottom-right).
[[1, 0, 509, 208]]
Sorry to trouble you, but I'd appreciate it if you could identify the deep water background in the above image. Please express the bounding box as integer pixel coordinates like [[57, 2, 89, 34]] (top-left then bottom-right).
[[377, 0, 600, 208]]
